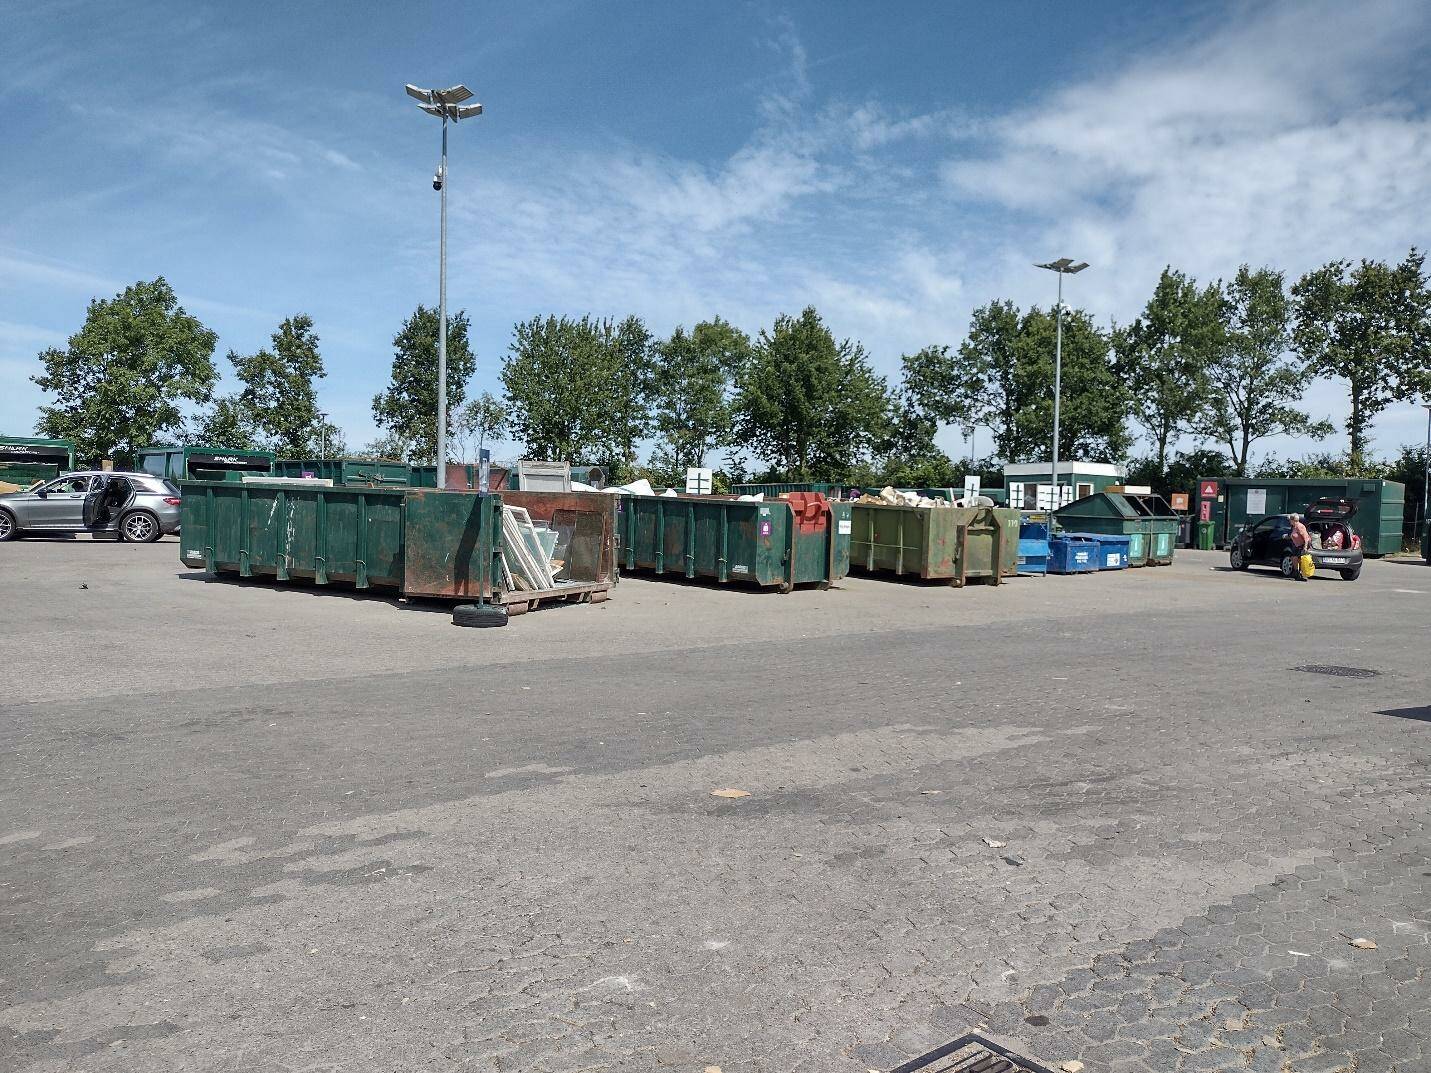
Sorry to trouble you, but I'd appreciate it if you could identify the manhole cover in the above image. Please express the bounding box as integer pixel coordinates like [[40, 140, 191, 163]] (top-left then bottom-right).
[[891, 1034, 1057, 1073], [1294, 664, 1380, 678]]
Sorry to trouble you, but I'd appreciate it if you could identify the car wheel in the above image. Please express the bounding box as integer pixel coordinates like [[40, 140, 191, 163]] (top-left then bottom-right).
[[1280, 554, 1298, 578], [0, 510, 17, 542], [1229, 545, 1247, 570], [119, 510, 162, 543], [1340, 566, 1361, 581]]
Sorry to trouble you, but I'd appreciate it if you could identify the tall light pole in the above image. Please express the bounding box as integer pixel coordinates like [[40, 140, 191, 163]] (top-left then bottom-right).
[[1035, 258, 1089, 521], [405, 83, 482, 490], [318, 411, 328, 460]]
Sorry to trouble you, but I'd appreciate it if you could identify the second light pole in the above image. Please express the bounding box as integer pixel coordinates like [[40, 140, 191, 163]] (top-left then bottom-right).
[[406, 82, 483, 489], [1035, 257, 1089, 520]]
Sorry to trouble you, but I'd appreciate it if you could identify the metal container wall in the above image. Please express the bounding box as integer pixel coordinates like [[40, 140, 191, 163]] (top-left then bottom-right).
[[619, 494, 850, 590], [0, 437, 75, 484], [274, 459, 412, 485], [1072, 532, 1130, 570], [849, 504, 1017, 585], [179, 481, 409, 589], [1048, 534, 1099, 574]]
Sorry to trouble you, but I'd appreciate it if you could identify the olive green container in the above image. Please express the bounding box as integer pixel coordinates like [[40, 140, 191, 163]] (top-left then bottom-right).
[[1056, 492, 1180, 567], [849, 504, 1020, 585], [618, 494, 851, 591]]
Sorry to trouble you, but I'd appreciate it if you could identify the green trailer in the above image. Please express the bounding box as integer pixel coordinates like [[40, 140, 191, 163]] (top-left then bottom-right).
[[138, 445, 274, 482], [0, 436, 76, 486], [178, 482, 616, 618], [1196, 477, 1405, 557], [729, 481, 847, 498], [618, 493, 851, 591], [274, 458, 412, 485], [1056, 492, 1180, 567], [849, 504, 1019, 585]]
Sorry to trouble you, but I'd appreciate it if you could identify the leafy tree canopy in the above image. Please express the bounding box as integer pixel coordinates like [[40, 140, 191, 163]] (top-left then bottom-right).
[[33, 277, 217, 465], [371, 305, 475, 465]]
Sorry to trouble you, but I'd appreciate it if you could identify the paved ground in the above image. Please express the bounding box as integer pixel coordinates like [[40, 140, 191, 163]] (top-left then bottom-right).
[[2, 536, 1429, 1073]]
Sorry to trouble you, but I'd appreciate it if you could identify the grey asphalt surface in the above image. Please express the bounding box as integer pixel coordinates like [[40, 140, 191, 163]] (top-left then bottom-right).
[[1, 536, 1429, 1073]]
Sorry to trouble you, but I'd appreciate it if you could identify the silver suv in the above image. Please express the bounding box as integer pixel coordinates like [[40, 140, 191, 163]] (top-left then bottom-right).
[[0, 471, 182, 543]]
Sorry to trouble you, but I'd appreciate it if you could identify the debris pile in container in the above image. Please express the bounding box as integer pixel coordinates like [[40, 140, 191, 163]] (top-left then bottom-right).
[[853, 486, 994, 509]]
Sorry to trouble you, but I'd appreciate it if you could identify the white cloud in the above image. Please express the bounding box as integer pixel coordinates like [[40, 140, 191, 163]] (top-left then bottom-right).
[[939, 0, 1431, 458]]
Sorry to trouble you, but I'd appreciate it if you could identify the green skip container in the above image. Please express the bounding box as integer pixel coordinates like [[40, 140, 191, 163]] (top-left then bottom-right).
[[849, 504, 1020, 585], [273, 458, 413, 485], [178, 482, 616, 616], [619, 493, 851, 591]]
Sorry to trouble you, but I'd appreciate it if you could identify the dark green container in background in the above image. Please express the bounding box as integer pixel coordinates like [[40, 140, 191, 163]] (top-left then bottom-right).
[[0, 436, 76, 485], [849, 504, 1019, 585], [619, 494, 851, 591], [138, 445, 274, 482], [274, 458, 412, 485], [729, 481, 846, 499]]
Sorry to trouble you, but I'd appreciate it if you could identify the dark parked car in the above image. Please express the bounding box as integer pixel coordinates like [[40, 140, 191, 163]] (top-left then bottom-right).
[[1229, 498, 1363, 581]]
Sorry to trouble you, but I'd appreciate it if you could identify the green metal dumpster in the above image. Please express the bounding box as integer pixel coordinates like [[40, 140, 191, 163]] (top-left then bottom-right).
[[1055, 493, 1157, 567], [0, 436, 76, 486], [619, 493, 851, 591], [138, 445, 274, 482], [849, 504, 1019, 585], [274, 458, 412, 485], [1123, 493, 1180, 565], [178, 482, 615, 616]]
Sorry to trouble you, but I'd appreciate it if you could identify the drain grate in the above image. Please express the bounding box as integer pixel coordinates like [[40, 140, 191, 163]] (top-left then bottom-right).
[[1294, 664, 1380, 678], [890, 1034, 1057, 1073]]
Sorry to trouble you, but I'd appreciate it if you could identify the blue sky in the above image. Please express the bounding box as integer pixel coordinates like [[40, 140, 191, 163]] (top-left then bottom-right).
[[3, 0, 1430, 464]]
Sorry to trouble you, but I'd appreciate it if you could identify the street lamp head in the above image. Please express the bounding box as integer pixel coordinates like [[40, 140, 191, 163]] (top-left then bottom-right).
[[1035, 258, 1090, 274], [406, 84, 482, 121]]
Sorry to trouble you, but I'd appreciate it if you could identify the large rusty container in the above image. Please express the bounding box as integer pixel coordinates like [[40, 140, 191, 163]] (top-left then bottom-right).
[[849, 504, 1019, 585]]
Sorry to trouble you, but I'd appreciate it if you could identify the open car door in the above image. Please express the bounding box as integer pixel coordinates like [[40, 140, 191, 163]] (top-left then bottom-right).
[[81, 475, 110, 528]]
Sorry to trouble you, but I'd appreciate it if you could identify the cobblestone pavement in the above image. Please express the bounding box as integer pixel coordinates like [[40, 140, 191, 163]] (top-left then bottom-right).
[[1, 545, 1429, 1072]]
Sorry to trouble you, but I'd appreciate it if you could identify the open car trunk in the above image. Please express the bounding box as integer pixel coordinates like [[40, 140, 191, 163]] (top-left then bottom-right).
[[1304, 497, 1359, 552]]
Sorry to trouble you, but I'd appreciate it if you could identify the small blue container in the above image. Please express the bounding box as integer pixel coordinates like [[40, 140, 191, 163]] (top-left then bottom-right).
[[1016, 536, 1049, 575], [1074, 531, 1130, 570], [1048, 534, 1099, 574]]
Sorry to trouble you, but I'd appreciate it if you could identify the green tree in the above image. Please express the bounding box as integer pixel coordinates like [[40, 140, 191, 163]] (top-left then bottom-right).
[[604, 315, 656, 480], [501, 314, 606, 463], [32, 278, 218, 465], [452, 391, 507, 463], [1126, 447, 1235, 500], [189, 395, 259, 449], [732, 307, 892, 480], [1013, 306, 1129, 462], [1192, 266, 1333, 475], [953, 300, 1023, 459], [1115, 267, 1222, 477], [651, 317, 750, 472], [1292, 249, 1431, 468], [891, 344, 973, 459], [231, 314, 327, 455], [956, 301, 1127, 463], [371, 305, 476, 464]]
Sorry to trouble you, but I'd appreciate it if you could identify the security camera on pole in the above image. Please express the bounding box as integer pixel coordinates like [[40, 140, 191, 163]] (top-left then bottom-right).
[[405, 83, 482, 491], [1034, 258, 1089, 526]]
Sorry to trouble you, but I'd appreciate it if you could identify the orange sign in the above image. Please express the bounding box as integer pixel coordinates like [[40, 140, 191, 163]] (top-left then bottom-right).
[[1170, 493, 1189, 512]]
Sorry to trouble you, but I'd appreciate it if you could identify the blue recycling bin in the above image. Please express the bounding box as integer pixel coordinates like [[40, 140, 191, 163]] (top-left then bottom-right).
[[1076, 532, 1130, 571], [1048, 534, 1099, 574], [1017, 519, 1049, 576]]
